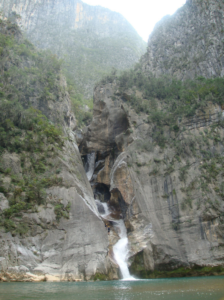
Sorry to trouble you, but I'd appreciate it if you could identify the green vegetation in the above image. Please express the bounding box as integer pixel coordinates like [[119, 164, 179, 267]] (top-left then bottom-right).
[[0, 19, 73, 235], [0, 104, 63, 154], [0, 19, 64, 117], [91, 272, 109, 281], [98, 49, 224, 218], [100, 61, 224, 217], [0, 38, 63, 104], [0, 17, 92, 128], [118, 69, 224, 109], [59, 28, 146, 96], [112, 66, 224, 147], [54, 202, 71, 221], [130, 251, 224, 279], [133, 265, 224, 279], [66, 74, 93, 127]]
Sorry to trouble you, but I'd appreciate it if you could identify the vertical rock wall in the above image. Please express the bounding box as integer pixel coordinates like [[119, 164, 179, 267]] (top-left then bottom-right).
[[0, 22, 111, 282], [141, 0, 224, 79], [81, 78, 224, 277], [0, 0, 146, 97]]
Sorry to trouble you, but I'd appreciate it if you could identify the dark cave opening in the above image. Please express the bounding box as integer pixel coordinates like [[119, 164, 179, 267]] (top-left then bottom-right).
[[93, 183, 111, 203]]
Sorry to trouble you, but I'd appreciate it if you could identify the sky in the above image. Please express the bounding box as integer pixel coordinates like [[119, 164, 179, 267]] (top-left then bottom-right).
[[82, 0, 186, 42]]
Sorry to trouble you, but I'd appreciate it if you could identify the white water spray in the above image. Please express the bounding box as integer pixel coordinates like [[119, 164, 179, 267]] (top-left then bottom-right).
[[113, 220, 135, 280], [95, 200, 110, 217], [84, 156, 135, 280], [85, 152, 96, 181], [96, 201, 135, 280]]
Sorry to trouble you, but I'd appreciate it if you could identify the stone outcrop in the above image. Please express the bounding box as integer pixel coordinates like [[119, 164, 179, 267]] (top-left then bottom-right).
[[1, 0, 224, 282], [141, 0, 224, 79], [81, 75, 224, 277], [0, 0, 146, 97], [80, 84, 131, 153], [0, 21, 113, 282], [18, 0, 224, 279], [0, 94, 112, 281]]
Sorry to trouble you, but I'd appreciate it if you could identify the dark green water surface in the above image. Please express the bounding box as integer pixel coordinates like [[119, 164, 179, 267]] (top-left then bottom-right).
[[0, 276, 224, 300]]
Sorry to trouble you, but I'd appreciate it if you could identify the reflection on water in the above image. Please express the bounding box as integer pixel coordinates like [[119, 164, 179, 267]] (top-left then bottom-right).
[[0, 276, 223, 300]]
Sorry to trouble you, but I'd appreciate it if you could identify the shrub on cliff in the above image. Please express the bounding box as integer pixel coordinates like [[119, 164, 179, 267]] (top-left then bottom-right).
[[117, 69, 224, 129], [0, 19, 71, 234]]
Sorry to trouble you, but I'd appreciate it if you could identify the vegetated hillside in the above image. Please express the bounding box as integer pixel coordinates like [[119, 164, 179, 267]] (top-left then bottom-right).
[[0, 18, 110, 282], [0, 19, 69, 226], [0, 0, 146, 99], [80, 0, 224, 278], [141, 0, 224, 79]]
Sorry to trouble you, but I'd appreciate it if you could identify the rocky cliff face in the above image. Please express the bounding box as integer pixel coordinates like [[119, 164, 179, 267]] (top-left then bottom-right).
[[80, 0, 224, 278], [0, 0, 146, 97], [141, 0, 224, 79], [81, 80, 224, 278], [0, 19, 114, 282], [1, 0, 224, 282]]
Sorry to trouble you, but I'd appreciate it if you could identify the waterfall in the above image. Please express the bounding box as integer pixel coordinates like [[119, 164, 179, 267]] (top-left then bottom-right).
[[85, 152, 96, 181], [113, 220, 135, 280], [96, 200, 135, 280], [85, 153, 134, 280], [95, 200, 110, 217]]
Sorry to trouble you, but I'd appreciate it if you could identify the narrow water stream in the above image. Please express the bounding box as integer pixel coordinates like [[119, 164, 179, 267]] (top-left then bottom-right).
[[113, 220, 135, 280], [85, 152, 134, 280], [85, 152, 96, 181], [96, 200, 135, 280]]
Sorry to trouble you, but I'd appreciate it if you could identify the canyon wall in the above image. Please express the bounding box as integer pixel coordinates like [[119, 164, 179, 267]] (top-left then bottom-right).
[[0, 20, 113, 282], [141, 0, 224, 79], [80, 0, 224, 278], [80, 79, 224, 277], [1, 0, 224, 281], [0, 0, 146, 97]]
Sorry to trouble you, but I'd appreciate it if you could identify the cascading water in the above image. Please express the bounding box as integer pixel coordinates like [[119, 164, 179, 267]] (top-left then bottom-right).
[[84, 155, 135, 280], [96, 201, 135, 280], [85, 152, 96, 181], [113, 220, 135, 280], [95, 200, 110, 217]]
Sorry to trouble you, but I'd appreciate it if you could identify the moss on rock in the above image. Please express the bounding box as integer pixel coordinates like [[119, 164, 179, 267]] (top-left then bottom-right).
[[130, 251, 224, 278]]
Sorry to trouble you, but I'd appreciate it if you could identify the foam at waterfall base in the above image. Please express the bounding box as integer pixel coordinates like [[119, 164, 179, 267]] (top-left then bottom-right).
[[120, 276, 138, 281], [113, 221, 134, 280]]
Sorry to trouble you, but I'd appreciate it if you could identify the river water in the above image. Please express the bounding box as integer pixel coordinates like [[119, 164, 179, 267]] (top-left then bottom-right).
[[0, 277, 224, 300]]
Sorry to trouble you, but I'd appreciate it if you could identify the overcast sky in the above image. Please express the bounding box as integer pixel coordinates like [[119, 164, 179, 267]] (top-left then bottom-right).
[[82, 0, 186, 42]]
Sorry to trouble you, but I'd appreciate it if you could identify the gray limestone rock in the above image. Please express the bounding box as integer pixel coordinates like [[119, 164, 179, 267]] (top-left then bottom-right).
[[0, 193, 9, 211], [81, 80, 224, 276], [141, 0, 224, 80], [1, 153, 22, 177], [0, 0, 146, 97], [0, 34, 111, 281], [0, 129, 111, 282]]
